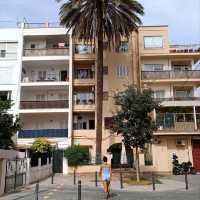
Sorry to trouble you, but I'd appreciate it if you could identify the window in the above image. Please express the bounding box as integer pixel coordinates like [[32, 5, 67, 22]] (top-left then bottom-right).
[[143, 64, 164, 71], [0, 91, 11, 101], [152, 90, 165, 99], [144, 144, 153, 166], [103, 92, 109, 101], [144, 36, 163, 48], [104, 117, 113, 129], [0, 50, 6, 57], [103, 66, 108, 75], [0, 42, 17, 59], [30, 44, 36, 49], [116, 65, 128, 77], [116, 41, 129, 52]]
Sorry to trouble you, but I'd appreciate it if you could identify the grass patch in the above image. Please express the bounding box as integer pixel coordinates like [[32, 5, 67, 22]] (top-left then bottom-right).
[[125, 178, 162, 186]]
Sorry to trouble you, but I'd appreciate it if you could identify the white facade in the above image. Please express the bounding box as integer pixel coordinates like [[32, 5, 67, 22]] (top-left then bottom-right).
[[11, 23, 73, 149]]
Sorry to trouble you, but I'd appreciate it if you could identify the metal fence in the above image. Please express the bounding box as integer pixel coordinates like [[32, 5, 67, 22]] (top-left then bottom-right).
[[4, 158, 27, 193]]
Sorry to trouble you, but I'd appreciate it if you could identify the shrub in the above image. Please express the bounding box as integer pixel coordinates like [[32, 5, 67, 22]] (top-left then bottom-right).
[[64, 145, 90, 167]]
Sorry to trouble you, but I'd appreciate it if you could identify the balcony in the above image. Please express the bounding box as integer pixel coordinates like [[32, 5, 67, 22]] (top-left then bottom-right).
[[170, 44, 200, 54], [74, 44, 95, 61], [74, 69, 95, 86], [74, 99, 95, 112], [73, 129, 96, 139], [24, 48, 69, 57], [141, 70, 200, 81], [18, 129, 68, 138], [20, 100, 69, 109], [156, 113, 196, 132]]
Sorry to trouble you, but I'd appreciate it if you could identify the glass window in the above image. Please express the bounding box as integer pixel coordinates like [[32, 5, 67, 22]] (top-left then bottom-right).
[[143, 64, 164, 71], [116, 41, 129, 52], [144, 144, 153, 166], [117, 65, 128, 77], [144, 36, 163, 48], [103, 66, 108, 75], [153, 90, 165, 99], [0, 50, 6, 57], [0, 91, 11, 101]]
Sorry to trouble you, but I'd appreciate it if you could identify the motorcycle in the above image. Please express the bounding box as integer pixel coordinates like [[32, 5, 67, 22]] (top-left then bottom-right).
[[172, 154, 197, 175]]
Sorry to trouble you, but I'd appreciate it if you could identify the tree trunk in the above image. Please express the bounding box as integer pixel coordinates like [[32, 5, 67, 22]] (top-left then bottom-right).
[[135, 147, 140, 182], [95, 1, 104, 163]]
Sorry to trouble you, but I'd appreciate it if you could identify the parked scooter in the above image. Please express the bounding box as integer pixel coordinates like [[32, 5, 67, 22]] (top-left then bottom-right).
[[172, 154, 197, 175]]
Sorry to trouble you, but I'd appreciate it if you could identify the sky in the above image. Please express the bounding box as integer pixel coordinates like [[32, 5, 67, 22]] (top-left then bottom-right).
[[0, 0, 199, 45]]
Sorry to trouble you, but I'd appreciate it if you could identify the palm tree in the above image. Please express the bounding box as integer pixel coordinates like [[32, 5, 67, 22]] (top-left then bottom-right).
[[57, 0, 144, 163]]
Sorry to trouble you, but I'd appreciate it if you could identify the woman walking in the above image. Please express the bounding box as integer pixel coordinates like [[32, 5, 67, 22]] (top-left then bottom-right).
[[99, 156, 112, 199]]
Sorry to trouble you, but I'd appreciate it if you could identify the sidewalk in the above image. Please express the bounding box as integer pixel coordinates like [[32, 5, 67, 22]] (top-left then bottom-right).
[[41, 174, 187, 192], [0, 174, 198, 200]]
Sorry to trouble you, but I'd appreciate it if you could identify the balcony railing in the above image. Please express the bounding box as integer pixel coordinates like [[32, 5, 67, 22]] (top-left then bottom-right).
[[24, 22, 63, 29], [24, 48, 69, 57], [74, 99, 95, 105], [18, 129, 68, 138], [156, 113, 195, 132], [22, 75, 69, 83], [154, 96, 200, 102], [20, 100, 69, 109], [142, 70, 200, 80], [170, 44, 200, 53], [74, 71, 94, 79]]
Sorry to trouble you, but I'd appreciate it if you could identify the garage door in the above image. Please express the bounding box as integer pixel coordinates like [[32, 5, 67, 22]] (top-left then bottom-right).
[[192, 140, 200, 172]]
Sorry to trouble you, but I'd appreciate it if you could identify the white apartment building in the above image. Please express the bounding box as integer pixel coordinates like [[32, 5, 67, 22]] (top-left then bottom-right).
[[0, 28, 24, 143], [16, 23, 73, 150]]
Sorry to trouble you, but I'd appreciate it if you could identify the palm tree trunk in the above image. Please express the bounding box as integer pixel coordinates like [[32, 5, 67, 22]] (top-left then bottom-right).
[[95, 0, 104, 163]]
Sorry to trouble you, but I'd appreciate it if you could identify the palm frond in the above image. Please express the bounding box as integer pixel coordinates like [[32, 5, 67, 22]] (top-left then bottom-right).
[[58, 0, 144, 45]]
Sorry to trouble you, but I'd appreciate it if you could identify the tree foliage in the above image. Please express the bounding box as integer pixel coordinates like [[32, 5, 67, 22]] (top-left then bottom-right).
[[0, 100, 21, 150], [57, 0, 144, 45], [31, 138, 51, 153], [112, 86, 159, 181], [112, 86, 159, 148], [64, 145, 90, 167]]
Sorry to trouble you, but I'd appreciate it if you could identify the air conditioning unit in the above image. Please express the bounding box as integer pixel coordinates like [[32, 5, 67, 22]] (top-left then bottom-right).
[[176, 138, 186, 146], [152, 137, 161, 144]]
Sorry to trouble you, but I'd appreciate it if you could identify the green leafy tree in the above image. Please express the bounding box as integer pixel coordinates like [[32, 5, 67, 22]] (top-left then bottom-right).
[[31, 138, 51, 153], [57, 0, 144, 162], [64, 145, 90, 168], [112, 86, 159, 182], [0, 100, 21, 150]]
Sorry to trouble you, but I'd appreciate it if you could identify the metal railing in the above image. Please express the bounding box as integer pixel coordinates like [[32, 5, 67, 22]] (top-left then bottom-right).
[[22, 75, 69, 83], [24, 47, 69, 56], [74, 71, 95, 79], [18, 129, 68, 138], [20, 100, 69, 109], [24, 22, 63, 29], [74, 99, 95, 105], [170, 44, 200, 53], [142, 70, 200, 80], [156, 113, 195, 132], [154, 96, 200, 102]]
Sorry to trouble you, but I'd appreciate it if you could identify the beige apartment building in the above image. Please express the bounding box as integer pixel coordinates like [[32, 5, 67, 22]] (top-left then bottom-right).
[[11, 23, 200, 173], [73, 25, 200, 173]]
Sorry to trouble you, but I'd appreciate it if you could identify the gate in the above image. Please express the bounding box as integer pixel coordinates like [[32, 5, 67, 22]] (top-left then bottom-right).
[[53, 150, 63, 173], [4, 157, 27, 193]]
